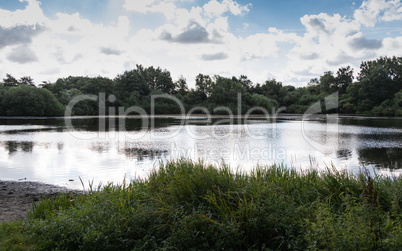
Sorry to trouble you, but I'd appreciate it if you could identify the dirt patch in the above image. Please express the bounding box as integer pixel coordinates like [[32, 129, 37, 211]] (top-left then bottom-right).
[[0, 180, 78, 223]]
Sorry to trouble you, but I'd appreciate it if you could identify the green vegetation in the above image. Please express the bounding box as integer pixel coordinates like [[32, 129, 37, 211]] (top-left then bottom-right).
[[1, 160, 401, 250], [0, 56, 401, 116], [0, 221, 33, 250], [1, 85, 64, 116]]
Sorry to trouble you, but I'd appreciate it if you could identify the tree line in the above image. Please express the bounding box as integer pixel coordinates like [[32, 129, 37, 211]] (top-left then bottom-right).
[[0, 56, 401, 117]]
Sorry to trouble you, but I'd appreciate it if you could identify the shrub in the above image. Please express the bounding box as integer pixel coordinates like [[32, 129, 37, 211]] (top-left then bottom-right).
[[27, 160, 402, 250], [1, 85, 64, 116]]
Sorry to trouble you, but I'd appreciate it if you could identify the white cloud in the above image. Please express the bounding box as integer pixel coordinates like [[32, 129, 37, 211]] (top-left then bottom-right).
[[225, 0, 250, 15], [124, 0, 250, 21], [379, 36, 402, 54], [354, 0, 384, 27], [354, 0, 402, 27], [382, 0, 402, 21], [236, 29, 299, 61], [123, 0, 159, 13], [284, 8, 397, 82], [0, 0, 46, 27], [203, 0, 250, 18], [123, 0, 185, 21], [203, 0, 228, 17], [0, 0, 133, 83]]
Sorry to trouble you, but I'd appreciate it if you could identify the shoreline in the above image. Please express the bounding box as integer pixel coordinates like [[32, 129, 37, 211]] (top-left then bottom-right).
[[1, 114, 400, 120], [0, 180, 77, 223]]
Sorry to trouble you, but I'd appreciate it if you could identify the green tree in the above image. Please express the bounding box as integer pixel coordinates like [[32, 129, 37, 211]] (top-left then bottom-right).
[[149, 90, 183, 114], [137, 65, 175, 94], [358, 57, 401, 108], [114, 69, 150, 107], [19, 76, 35, 86], [81, 76, 114, 95], [335, 66, 354, 94], [319, 71, 336, 94], [1, 85, 64, 116], [359, 65, 393, 106], [258, 79, 283, 101], [80, 77, 116, 114], [394, 90, 402, 116], [122, 91, 141, 108], [2, 74, 19, 87], [233, 75, 253, 92], [251, 94, 279, 113], [0, 86, 7, 115], [359, 56, 401, 87], [195, 73, 212, 100], [42, 78, 69, 105], [208, 76, 252, 114], [175, 76, 189, 96]]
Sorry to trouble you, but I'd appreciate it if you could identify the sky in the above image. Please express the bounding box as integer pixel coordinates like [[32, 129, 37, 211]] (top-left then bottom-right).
[[0, 0, 401, 88]]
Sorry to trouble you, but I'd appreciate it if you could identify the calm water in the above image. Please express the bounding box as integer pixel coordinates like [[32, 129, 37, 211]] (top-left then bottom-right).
[[0, 115, 401, 189]]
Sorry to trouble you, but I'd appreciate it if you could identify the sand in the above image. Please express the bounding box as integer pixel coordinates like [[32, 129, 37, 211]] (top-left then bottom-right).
[[0, 180, 76, 223]]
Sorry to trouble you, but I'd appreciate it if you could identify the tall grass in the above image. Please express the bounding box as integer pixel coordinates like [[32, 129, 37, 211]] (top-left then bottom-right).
[[24, 160, 402, 250]]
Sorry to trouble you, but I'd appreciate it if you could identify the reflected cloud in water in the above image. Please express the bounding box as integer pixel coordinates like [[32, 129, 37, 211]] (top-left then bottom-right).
[[0, 116, 401, 189]]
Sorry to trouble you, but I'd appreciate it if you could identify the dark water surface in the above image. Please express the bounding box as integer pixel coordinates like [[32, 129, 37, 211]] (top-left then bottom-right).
[[0, 115, 401, 189]]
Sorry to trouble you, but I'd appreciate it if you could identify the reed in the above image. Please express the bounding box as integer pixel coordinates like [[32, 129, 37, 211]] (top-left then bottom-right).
[[2, 160, 400, 250]]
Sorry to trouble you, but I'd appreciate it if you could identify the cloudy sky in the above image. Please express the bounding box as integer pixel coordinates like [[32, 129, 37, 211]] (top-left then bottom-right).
[[1, 0, 401, 87]]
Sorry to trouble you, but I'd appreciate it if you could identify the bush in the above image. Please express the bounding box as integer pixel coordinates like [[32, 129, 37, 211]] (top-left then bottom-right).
[[1, 85, 64, 116], [26, 161, 402, 250]]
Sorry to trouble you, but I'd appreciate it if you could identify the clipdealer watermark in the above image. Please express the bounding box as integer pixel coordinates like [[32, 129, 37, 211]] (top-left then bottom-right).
[[64, 93, 285, 141], [63, 91, 339, 156], [170, 142, 286, 162]]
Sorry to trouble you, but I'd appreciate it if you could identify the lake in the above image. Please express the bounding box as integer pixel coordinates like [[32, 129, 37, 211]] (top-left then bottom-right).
[[0, 115, 401, 189]]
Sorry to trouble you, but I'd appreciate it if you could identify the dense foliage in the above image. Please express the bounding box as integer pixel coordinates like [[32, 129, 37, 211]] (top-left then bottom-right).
[[0, 56, 401, 116], [1, 85, 64, 116], [1, 160, 399, 250]]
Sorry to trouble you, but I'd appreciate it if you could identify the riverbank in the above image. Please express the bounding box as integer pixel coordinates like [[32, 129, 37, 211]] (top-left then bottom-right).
[[0, 181, 73, 223], [3, 160, 398, 250]]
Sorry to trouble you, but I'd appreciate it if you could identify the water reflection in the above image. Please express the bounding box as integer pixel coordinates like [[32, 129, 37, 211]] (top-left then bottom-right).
[[358, 148, 402, 170], [337, 149, 352, 159], [121, 146, 168, 161], [57, 142, 64, 151], [4, 141, 34, 154], [89, 142, 112, 153], [0, 116, 401, 189], [340, 117, 402, 129]]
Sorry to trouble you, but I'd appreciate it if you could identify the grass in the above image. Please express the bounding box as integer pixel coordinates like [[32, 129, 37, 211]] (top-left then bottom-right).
[[0, 221, 33, 251], [1, 160, 401, 250]]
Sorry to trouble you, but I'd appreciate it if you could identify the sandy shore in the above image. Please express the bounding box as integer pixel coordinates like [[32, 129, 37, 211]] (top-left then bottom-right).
[[0, 180, 76, 223]]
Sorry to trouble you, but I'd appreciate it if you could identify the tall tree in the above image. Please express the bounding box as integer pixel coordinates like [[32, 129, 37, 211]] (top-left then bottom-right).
[[137, 65, 175, 94], [2, 74, 19, 87], [335, 66, 354, 94], [319, 71, 336, 94], [175, 76, 188, 96], [19, 76, 35, 86], [114, 69, 150, 106], [359, 56, 401, 95], [260, 79, 283, 102], [195, 73, 212, 100], [232, 75, 253, 91], [358, 57, 397, 106]]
